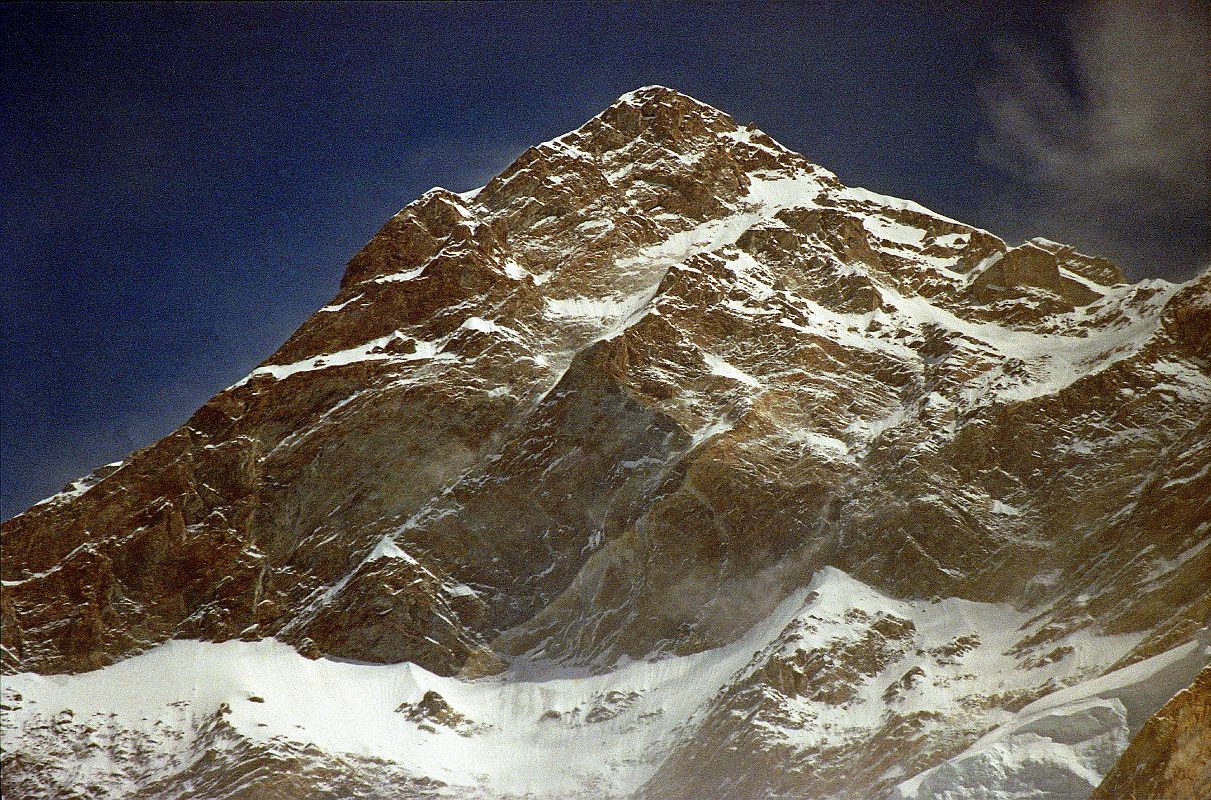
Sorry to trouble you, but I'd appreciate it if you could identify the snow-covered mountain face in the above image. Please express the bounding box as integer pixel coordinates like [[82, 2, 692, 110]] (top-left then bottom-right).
[[2, 86, 1208, 799]]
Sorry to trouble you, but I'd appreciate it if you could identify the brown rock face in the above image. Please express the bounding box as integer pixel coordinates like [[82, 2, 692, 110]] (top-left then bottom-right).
[[2, 85, 1208, 800], [1090, 665, 1211, 800]]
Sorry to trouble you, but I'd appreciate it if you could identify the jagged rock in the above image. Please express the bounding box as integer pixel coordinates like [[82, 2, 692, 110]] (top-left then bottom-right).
[[968, 241, 1102, 309], [1029, 237, 1126, 286]]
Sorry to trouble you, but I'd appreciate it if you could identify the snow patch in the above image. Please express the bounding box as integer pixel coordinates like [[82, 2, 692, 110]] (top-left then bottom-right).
[[862, 214, 927, 246], [702, 352, 761, 387], [241, 334, 445, 384], [318, 293, 365, 313]]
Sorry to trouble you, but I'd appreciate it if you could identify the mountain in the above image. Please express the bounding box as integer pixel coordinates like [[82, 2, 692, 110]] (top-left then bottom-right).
[[2, 85, 1208, 800]]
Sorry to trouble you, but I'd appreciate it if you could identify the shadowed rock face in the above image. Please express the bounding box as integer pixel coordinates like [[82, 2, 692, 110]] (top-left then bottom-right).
[[2, 86, 1208, 799]]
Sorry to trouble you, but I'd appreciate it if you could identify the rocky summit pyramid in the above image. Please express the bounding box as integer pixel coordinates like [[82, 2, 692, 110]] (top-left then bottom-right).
[[2, 86, 1209, 800]]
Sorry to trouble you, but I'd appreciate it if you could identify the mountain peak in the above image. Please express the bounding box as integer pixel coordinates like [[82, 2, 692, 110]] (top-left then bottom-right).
[[545, 84, 744, 158], [609, 84, 719, 112], [4, 83, 1207, 800]]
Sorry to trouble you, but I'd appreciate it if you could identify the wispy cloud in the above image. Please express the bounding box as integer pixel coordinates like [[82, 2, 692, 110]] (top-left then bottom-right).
[[979, 0, 1209, 280]]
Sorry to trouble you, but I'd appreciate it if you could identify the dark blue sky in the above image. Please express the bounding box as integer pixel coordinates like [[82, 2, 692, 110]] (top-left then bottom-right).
[[2, 2, 1207, 519]]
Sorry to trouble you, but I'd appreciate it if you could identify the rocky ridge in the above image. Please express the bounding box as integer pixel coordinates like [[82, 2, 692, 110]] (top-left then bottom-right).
[[2, 86, 1209, 799]]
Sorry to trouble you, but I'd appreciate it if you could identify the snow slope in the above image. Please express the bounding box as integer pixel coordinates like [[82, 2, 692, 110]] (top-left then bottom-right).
[[4, 569, 1205, 799], [890, 632, 1211, 800]]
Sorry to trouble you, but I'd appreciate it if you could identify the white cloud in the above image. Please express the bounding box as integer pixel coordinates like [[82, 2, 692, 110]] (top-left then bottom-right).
[[979, 0, 1209, 279]]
